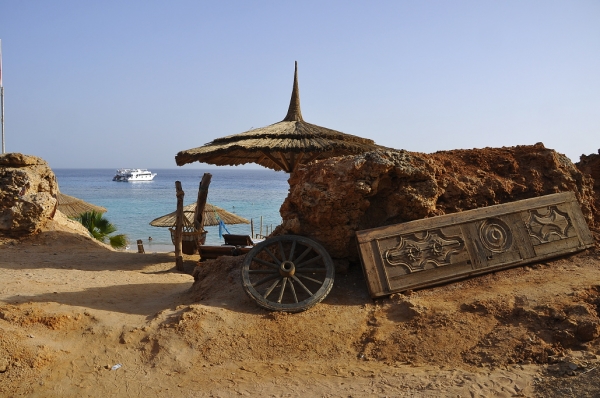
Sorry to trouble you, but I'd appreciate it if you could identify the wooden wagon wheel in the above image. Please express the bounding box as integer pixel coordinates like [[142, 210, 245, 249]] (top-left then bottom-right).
[[241, 235, 335, 312]]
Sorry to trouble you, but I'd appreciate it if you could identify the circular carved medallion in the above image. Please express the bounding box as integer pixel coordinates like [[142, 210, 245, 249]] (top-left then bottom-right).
[[479, 218, 513, 253]]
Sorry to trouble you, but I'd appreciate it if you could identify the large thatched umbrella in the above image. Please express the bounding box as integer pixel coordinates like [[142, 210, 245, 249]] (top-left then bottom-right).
[[149, 203, 249, 228], [175, 62, 380, 172], [56, 192, 107, 218]]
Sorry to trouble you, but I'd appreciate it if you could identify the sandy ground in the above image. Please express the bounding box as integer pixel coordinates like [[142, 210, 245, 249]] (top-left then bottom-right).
[[2, 216, 600, 397]]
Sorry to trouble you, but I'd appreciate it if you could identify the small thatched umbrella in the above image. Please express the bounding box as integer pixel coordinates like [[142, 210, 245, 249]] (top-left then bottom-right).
[[175, 62, 380, 173], [149, 203, 249, 228], [151, 202, 250, 254], [56, 192, 107, 218]]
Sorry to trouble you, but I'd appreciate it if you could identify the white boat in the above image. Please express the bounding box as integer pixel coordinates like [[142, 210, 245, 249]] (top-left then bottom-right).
[[112, 168, 157, 182]]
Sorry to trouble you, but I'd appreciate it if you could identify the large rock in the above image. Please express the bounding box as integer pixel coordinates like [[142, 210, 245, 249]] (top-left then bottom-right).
[[0, 153, 58, 236], [577, 149, 600, 212], [276, 143, 597, 263]]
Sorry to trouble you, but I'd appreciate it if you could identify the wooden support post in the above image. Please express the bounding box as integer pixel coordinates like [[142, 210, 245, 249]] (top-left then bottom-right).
[[260, 216, 263, 238], [250, 218, 254, 239], [175, 181, 184, 272], [193, 173, 213, 231], [136, 239, 145, 254]]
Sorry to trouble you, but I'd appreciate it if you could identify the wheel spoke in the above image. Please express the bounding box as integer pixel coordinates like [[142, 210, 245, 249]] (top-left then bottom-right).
[[263, 278, 280, 299], [296, 273, 324, 285], [295, 268, 327, 273], [251, 256, 279, 269], [293, 246, 312, 264], [288, 279, 298, 303], [277, 277, 288, 303], [296, 255, 323, 268], [291, 275, 314, 296], [252, 274, 280, 287], [278, 241, 286, 262], [248, 269, 278, 274], [288, 239, 297, 261], [264, 247, 282, 265]]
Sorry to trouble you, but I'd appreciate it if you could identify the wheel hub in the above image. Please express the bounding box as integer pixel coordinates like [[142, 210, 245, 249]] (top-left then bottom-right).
[[279, 260, 295, 277]]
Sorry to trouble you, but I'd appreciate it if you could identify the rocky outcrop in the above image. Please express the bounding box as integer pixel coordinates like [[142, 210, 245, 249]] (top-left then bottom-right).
[[577, 150, 600, 213], [0, 153, 58, 236], [578, 150, 600, 185], [275, 143, 597, 263]]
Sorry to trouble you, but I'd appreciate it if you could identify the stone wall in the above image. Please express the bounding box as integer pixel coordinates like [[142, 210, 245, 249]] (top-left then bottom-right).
[[275, 143, 597, 263], [0, 153, 59, 236]]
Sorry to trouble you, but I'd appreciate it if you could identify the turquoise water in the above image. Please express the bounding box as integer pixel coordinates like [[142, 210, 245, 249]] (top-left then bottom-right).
[[54, 169, 290, 252]]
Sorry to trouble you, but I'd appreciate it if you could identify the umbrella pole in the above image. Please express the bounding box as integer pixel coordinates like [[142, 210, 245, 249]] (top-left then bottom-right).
[[174, 181, 184, 271]]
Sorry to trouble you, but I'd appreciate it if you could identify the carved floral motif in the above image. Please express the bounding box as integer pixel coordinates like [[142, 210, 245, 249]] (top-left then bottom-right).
[[526, 206, 573, 243], [383, 229, 465, 273]]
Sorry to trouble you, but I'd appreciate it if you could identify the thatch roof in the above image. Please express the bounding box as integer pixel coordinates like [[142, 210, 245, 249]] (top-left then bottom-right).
[[175, 62, 380, 172], [56, 192, 107, 218], [149, 203, 249, 228]]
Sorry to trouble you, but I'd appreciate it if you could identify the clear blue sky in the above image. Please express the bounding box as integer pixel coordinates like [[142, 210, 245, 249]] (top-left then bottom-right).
[[1, 1, 598, 168]]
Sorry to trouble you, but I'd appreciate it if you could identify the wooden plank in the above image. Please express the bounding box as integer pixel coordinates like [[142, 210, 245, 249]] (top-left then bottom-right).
[[461, 222, 487, 269], [567, 198, 595, 246], [358, 240, 386, 297], [505, 212, 536, 260], [532, 236, 582, 257], [356, 192, 594, 298], [385, 258, 472, 294], [356, 192, 580, 243]]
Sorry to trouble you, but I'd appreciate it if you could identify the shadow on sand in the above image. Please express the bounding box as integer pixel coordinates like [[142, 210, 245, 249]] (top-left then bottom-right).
[[0, 230, 176, 272], [4, 282, 195, 319]]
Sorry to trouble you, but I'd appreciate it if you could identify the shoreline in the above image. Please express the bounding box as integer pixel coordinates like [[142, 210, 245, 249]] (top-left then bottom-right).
[[124, 242, 175, 253]]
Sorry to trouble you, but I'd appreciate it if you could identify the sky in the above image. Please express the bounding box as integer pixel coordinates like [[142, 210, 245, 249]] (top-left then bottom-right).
[[0, 1, 599, 169]]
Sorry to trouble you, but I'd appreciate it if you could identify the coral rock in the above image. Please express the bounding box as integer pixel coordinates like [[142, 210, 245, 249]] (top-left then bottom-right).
[[276, 144, 597, 262], [577, 149, 600, 213], [0, 153, 58, 236]]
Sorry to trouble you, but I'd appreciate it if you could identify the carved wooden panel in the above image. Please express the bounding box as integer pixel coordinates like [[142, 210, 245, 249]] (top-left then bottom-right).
[[356, 192, 594, 298]]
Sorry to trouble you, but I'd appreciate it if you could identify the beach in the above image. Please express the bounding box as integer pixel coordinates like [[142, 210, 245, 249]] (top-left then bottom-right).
[[1, 212, 600, 396], [3, 1, 600, 395], [54, 168, 289, 250]]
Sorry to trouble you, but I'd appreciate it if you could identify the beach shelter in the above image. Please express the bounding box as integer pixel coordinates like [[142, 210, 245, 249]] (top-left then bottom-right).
[[151, 202, 249, 255], [56, 192, 107, 218], [149, 202, 249, 228], [175, 62, 380, 173]]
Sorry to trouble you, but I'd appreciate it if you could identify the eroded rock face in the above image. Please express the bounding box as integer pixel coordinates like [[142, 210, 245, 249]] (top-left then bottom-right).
[[276, 143, 597, 262], [578, 150, 600, 186], [577, 150, 600, 213], [0, 153, 58, 236]]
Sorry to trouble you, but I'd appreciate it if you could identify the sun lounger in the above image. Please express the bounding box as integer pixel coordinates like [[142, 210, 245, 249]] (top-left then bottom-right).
[[198, 245, 253, 261], [222, 234, 254, 247]]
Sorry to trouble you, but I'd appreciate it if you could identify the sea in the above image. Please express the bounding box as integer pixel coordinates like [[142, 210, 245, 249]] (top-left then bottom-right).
[[54, 169, 290, 252]]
